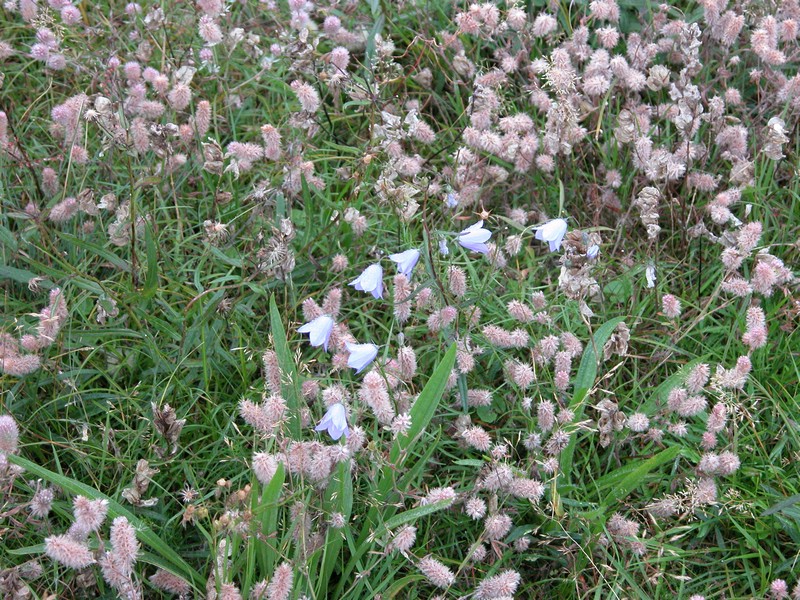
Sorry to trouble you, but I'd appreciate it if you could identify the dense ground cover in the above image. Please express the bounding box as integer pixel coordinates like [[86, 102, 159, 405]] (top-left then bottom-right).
[[1, 0, 799, 597]]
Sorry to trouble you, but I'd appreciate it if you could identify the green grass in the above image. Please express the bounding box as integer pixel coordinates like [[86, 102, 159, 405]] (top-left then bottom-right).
[[1, 0, 799, 598]]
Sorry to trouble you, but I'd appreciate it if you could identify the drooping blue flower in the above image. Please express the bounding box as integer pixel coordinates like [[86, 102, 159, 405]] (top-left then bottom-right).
[[534, 218, 568, 252], [298, 315, 334, 352], [345, 341, 379, 373], [315, 402, 349, 440], [349, 263, 384, 299], [388, 249, 420, 279], [457, 221, 491, 254]]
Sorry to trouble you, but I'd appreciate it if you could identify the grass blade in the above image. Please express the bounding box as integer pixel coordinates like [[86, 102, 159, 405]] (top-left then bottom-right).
[[269, 294, 302, 439]]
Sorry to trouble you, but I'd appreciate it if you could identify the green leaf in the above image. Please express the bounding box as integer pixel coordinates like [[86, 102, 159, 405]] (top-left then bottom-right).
[[317, 460, 353, 597], [763, 493, 800, 517], [379, 499, 453, 534], [336, 345, 456, 597], [389, 343, 456, 463], [142, 223, 159, 298], [454, 459, 484, 468], [0, 265, 54, 288], [255, 461, 285, 575], [60, 232, 131, 272], [560, 316, 626, 485], [599, 445, 683, 508], [385, 574, 426, 597], [269, 295, 302, 439], [571, 316, 626, 403]]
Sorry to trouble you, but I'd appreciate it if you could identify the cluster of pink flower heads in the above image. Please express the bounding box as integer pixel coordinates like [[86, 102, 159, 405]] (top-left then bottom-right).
[[454, 3, 503, 37], [1, 288, 68, 377], [417, 555, 455, 588], [606, 513, 645, 555], [44, 495, 110, 569], [712, 355, 752, 390], [661, 294, 682, 319], [99, 517, 141, 598], [29, 27, 67, 70], [256, 438, 356, 484], [239, 394, 287, 435], [741, 306, 767, 351]]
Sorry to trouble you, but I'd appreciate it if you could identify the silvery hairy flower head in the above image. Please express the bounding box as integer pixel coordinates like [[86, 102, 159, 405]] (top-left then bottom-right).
[[298, 315, 334, 351], [388, 249, 420, 278], [349, 263, 384, 299], [534, 218, 568, 252], [458, 220, 491, 254], [345, 341, 379, 373], [315, 402, 349, 440]]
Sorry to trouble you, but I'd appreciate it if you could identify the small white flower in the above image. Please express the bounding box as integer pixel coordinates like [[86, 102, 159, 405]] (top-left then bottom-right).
[[298, 315, 334, 352], [534, 218, 568, 252], [458, 220, 491, 254], [439, 240, 449, 256], [345, 341, 379, 373], [349, 263, 384, 299], [315, 402, 349, 440], [388, 249, 420, 279], [587, 244, 600, 259], [646, 263, 657, 288], [445, 191, 459, 208]]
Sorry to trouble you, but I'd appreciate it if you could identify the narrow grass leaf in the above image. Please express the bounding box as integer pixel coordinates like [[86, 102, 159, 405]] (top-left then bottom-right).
[[269, 294, 302, 439]]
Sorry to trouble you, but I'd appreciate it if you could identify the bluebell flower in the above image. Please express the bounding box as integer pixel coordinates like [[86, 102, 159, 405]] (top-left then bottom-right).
[[457, 221, 491, 254], [349, 263, 384, 299], [388, 249, 420, 278], [298, 315, 334, 352], [345, 341, 379, 373], [315, 402, 349, 440], [534, 218, 568, 252]]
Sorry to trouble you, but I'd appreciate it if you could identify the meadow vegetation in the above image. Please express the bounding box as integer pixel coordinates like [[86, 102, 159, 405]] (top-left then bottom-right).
[[1, 0, 799, 597]]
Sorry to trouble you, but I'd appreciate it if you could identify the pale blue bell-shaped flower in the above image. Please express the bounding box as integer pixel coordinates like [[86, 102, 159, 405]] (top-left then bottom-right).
[[345, 341, 379, 373], [457, 220, 491, 254], [298, 315, 335, 352], [388, 249, 420, 278], [534, 218, 568, 252], [349, 263, 384, 299], [315, 402, 350, 440]]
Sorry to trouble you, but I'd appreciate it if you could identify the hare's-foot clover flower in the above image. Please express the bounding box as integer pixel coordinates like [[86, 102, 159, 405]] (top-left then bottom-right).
[[345, 341, 379, 373], [349, 264, 384, 299], [458, 221, 491, 254], [388, 249, 420, 279], [298, 315, 334, 351], [534, 218, 568, 252], [315, 402, 349, 440]]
